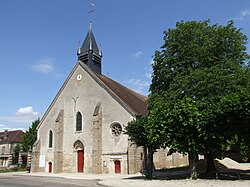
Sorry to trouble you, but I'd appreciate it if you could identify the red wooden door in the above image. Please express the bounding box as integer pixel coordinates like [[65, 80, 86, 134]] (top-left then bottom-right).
[[78, 150, 84, 173], [49, 162, 52, 173], [114, 160, 121, 174]]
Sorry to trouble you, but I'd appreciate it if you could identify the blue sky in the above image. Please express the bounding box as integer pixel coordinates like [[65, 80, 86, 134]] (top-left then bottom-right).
[[0, 0, 250, 131]]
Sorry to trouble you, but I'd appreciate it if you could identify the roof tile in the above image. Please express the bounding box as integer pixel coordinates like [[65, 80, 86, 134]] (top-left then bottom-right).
[[0, 130, 24, 144], [95, 73, 148, 116]]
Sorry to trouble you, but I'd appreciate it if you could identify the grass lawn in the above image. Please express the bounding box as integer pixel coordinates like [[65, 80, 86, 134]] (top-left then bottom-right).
[[0, 167, 26, 173]]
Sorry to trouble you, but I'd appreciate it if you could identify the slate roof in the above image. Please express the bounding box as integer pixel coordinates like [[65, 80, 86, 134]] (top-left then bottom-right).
[[0, 130, 24, 144], [95, 73, 148, 116], [79, 21, 100, 55]]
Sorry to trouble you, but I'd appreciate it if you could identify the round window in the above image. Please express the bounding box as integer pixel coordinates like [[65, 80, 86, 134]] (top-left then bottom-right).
[[111, 123, 122, 137]]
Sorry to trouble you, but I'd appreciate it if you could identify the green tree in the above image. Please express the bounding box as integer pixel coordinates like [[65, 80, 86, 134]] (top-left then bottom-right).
[[12, 143, 21, 165], [21, 119, 40, 152], [216, 88, 250, 159], [148, 20, 250, 176], [150, 20, 248, 94], [124, 116, 158, 179]]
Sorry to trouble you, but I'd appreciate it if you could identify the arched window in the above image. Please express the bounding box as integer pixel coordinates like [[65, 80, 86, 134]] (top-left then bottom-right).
[[49, 130, 53, 148], [76, 112, 82, 131]]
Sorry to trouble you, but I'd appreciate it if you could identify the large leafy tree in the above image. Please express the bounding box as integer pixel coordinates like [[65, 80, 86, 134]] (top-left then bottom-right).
[[148, 20, 250, 175], [150, 20, 248, 94], [21, 119, 40, 152]]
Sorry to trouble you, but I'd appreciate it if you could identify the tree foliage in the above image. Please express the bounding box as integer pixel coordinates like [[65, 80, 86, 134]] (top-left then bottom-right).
[[124, 116, 158, 179], [148, 20, 250, 173], [21, 119, 40, 152], [150, 20, 249, 95], [124, 117, 149, 147], [148, 96, 204, 155], [12, 143, 21, 165]]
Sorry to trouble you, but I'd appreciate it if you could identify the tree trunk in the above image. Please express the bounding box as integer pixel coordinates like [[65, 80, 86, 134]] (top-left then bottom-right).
[[188, 154, 198, 179], [143, 147, 154, 179], [206, 152, 216, 173], [143, 147, 147, 175], [147, 147, 154, 180]]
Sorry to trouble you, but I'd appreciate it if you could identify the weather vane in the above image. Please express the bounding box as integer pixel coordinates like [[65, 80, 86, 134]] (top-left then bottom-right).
[[88, 2, 95, 21]]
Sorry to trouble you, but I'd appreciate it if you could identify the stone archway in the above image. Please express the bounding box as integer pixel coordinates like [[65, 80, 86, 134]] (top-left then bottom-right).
[[73, 140, 84, 173]]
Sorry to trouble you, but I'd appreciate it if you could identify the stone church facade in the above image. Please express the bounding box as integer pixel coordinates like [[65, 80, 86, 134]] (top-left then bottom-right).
[[31, 22, 188, 174]]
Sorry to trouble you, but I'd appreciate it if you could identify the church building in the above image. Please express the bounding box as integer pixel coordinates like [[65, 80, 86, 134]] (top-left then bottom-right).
[[31, 22, 188, 174]]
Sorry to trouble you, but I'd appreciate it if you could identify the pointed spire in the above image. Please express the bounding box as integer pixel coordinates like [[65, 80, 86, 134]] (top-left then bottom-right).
[[77, 21, 102, 74], [89, 21, 93, 51], [89, 20, 93, 31], [78, 21, 99, 55], [77, 47, 81, 55], [99, 43, 102, 57], [77, 41, 81, 55], [89, 38, 92, 51]]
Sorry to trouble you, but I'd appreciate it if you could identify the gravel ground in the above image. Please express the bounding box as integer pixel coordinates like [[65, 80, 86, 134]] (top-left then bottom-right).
[[100, 178, 250, 187], [12, 171, 250, 187]]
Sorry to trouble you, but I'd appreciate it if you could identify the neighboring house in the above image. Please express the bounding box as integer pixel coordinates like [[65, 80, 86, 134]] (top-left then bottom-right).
[[31, 22, 188, 174], [0, 130, 24, 167]]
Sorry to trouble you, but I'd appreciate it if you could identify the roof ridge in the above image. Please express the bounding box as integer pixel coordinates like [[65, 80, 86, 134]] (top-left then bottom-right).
[[0, 129, 23, 134]]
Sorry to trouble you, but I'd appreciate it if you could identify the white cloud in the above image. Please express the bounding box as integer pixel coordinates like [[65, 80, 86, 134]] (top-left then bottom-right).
[[132, 51, 143, 58], [124, 58, 153, 95], [31, 57, 54, 74], [127, 79, 150, 87], [0, 124, 25, 132], [16, 106, 39, 116], [144, 72, 152, 79], [0, 124, 8, 131], [0, 106, 39, 124], [126, 78, 150, 95], [150, 59, 155, 65], [144, 59, 154, 79], [233, 8, 250, 21]]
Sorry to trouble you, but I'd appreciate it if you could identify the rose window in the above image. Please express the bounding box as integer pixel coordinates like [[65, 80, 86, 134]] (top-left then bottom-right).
[[111, 123, 122, 137]]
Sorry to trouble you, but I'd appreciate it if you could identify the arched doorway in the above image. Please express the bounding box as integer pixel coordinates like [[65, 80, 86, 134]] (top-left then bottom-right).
[[48, 162, 52, 173], [114, 160, 121, 174], [77, 150, 84, 173], [73, 140, 84, 173]]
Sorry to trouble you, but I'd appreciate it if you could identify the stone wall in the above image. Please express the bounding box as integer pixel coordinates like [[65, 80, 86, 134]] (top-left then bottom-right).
[[53, 110, 64, 173], [127, 142, 143, 174], [153, 149, 189, 169], [91, 103, 102, 174], [31, 139, 43, 172]]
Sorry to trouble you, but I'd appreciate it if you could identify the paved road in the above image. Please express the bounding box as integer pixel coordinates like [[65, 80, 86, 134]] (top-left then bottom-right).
[[0, 174, 101, 187]]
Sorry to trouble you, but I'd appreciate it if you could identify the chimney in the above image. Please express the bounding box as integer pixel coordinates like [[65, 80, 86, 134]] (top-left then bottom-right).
[[4, 130, 8, 139]]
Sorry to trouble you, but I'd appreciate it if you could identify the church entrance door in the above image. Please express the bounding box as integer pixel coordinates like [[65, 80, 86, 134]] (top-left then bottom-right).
[[77, 150, 84, 173], [49, 162, 52, 173], [114, 160, 121, 174]]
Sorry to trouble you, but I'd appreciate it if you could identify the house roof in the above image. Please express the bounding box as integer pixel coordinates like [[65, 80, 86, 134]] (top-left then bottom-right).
[[95, 73, 148, 116], [0, 130, 24, 144]]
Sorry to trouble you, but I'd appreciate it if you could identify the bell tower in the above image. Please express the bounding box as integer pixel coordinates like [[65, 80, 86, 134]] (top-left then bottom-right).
[[77, 21, 102, 74]]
